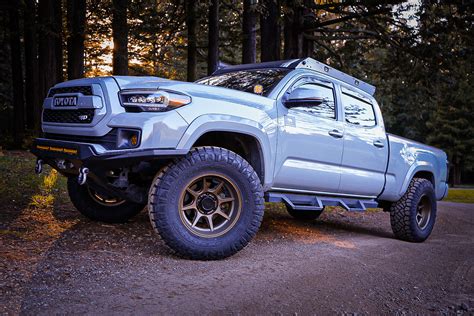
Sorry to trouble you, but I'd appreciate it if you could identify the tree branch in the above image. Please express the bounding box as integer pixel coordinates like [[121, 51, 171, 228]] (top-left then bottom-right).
[[304, 7, 391, 31]]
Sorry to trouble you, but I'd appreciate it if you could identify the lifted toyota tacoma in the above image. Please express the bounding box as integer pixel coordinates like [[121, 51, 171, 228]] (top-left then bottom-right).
[[32, 58, 449, 260]]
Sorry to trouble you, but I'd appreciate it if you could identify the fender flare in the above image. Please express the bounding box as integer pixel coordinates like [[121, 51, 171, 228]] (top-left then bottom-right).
[[176, 114, 275, 188], [399, 161, 436, 197]]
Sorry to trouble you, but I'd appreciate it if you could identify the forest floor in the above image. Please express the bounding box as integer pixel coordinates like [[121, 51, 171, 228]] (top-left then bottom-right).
[[0, 151, 473, 315]]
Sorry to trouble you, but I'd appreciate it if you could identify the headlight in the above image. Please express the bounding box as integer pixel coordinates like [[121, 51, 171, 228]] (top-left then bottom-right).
[[119, 90, 192, 112]]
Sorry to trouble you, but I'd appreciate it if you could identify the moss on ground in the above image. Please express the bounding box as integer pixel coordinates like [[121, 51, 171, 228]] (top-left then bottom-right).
[[444, 189, 474, 204]]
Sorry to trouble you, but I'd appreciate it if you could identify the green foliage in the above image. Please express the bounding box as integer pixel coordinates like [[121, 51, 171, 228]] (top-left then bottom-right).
[[128, 0, 187, 79], [311, 3, 473, 182], [421, 4, 474, 175], [84, 0, 114, 76]]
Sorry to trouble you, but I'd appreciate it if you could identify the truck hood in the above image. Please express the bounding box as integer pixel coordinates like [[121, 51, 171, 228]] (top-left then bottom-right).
[[112, 75, 274, 110]]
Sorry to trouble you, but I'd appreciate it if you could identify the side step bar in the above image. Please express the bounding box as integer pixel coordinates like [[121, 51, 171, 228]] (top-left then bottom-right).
[[266, 192, 378, 212]]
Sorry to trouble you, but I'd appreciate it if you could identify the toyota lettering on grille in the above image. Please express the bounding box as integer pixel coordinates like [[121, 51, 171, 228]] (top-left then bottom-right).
[[53, 96, 78, 106]]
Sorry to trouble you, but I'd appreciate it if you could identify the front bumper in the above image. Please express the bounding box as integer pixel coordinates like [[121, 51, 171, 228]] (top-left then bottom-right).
[[31, 137, 187, 167], [31, 137, 188, 204]]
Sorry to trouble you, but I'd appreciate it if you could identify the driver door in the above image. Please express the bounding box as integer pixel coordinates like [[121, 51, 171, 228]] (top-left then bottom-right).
[[272, 77, 344, 193]]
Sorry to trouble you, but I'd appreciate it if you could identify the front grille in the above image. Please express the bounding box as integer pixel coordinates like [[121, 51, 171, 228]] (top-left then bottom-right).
[[48, 86, 93, 97], [44, 129, 118, 150], [43, 109, 95, 124]]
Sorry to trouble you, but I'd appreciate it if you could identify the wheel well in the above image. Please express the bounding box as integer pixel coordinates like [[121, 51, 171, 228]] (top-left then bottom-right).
[[413, 171, 435, 188], [192, 131, 265, 183]]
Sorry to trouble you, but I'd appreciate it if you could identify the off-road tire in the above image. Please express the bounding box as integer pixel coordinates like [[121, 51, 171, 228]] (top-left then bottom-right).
[[286, 207, 323, 221], [390, 178, 437, 242], [67, 177, 144, 223], [148, 147, 265, 260]]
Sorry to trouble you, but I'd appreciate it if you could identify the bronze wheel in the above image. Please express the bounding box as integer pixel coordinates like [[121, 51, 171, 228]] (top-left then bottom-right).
[[148, 147, 264, 260], [179, 174, 242, 238], [87, 187, 126, 207]]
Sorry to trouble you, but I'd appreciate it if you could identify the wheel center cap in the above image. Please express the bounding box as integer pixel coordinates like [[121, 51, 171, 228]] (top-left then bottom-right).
[[197, 193, 218, 214]]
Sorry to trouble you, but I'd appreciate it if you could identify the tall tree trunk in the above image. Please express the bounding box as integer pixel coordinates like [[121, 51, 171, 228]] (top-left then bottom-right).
[[283, 12, 293, 59], [9, 3, 25, 144], [303, 33, 314, 57], [38, 0, 62, 100], [260, 0, 281, 62], [24, 0, 40, 131], [185, 0, 197, 81], [53, 0, 63, 82], [67, 0, 86, 79], [283, 1, 303, 59], [242, 0, 256, 64], [451, 157, 462, 186], [295, 6, 304, 58], [302, 0, 313, 57], [112, 0, 128, 75], [207, 0, 219, 75]]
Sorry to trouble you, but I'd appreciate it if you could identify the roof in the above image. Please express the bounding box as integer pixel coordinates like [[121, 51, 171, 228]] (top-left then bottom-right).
[[213, 57, 376, 96]]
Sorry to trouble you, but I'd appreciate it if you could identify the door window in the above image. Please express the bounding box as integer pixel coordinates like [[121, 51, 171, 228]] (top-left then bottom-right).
[[342, 87, 376, 127], [289, 83, 336, 119]]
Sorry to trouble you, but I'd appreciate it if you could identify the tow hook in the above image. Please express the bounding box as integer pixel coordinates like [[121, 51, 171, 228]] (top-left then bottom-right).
[[57, 159, 66, 170], [35, 159, 43, 174], [78, 167, 89, 185]]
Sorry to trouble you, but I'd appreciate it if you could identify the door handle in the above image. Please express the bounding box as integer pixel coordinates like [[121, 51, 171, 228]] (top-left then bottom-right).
[[373, 140, 385, 148], [328, 129, 343, 138]]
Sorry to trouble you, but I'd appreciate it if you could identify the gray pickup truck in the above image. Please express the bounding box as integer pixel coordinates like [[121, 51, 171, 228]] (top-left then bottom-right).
[[32, 58, 449, 259]]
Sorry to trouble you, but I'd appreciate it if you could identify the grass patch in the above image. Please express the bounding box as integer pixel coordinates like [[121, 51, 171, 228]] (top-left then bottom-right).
[[30, 169, 58, 209], [0, 152, 45, 208], [0, 151, 77, 240], [0, 151, 68, 213], [444, 189, 474, 204]]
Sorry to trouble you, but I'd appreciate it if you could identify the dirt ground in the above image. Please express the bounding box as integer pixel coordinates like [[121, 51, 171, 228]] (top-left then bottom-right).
[[0, 154, 473, 314], [1, 200, 473, 315]]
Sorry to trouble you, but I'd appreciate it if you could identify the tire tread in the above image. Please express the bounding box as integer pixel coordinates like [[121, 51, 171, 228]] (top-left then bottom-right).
[[390, 178, 436, 242], [148, 146, 264, 260]]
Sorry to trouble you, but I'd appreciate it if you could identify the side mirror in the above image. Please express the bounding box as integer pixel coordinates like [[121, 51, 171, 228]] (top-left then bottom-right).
[[283, 86, 325, 108]]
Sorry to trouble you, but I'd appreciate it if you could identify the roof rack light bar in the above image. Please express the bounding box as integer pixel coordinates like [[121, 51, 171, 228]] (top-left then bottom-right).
[[295, 58, 376, 96], [213, 57, 376, 96]]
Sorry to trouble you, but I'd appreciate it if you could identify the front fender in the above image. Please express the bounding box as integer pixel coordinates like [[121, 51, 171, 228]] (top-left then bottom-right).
[[176, 114, 275, 189]]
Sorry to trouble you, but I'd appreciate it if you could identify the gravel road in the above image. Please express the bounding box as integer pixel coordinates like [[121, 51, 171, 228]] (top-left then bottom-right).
[[1, 201, 473, 315]]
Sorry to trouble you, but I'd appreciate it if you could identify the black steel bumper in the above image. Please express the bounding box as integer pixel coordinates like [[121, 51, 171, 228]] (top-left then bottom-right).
[[31, 137, 187, 167], [31, 137, 187, 204]]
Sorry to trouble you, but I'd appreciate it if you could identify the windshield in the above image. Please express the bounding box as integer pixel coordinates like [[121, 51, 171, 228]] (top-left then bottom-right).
[[195, 68, 290, 97]]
